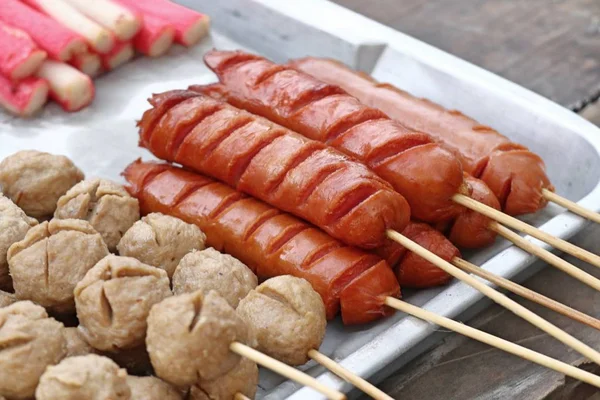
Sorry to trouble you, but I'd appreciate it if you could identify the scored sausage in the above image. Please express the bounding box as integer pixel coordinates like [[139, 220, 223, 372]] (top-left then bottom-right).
[[123, 160, 400, 325], [137, 90, 410, 249], [289, 57, 554, 216], [194, 83, 501, 249], [202, 49, 470, 224]]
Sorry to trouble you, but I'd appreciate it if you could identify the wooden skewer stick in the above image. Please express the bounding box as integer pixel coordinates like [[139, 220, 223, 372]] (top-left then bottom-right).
[[452, 257, 600, 330], [387, 230, 600, 366], [489, 222, 600, 291], [384, 297, 600, 389], [308, 349, 393, 400], [230, 342, 346, 400], [543, 189, 600, 225], [453, 193, 600, 268], [234, 394, 251, 400]]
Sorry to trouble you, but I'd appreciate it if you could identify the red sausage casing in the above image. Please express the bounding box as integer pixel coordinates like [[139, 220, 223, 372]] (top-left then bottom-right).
[[123, 160, 400, 325], [289, 57, 554, 216]]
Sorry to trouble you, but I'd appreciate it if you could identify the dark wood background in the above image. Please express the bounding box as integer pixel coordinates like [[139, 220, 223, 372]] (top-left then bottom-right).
[[330, 1, 600, 399]]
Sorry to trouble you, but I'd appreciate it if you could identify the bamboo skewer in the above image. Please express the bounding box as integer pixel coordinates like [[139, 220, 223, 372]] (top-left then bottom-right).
[[489, 222, 600, 291], [308, 349, 393, 400], [384, 297, 600, 389], [387, 229, 600, 366], [452, 257, 600, 330], [543, 189, 600, 225], [234, 394, 251, 400], [453, 193, 600, 268], [230, 342, 346, 400]]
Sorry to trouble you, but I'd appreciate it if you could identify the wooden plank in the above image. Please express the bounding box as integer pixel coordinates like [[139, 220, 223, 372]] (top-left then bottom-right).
[[333, 0, 600, 109]]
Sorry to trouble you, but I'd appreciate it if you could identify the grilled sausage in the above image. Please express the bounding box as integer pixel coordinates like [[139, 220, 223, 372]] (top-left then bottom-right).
[[202, 50, 472, 224], [194, 83, 501, 249], [289, 57, 554, 216], [123, 160, 400, 325], [137, 90, 409, 249]]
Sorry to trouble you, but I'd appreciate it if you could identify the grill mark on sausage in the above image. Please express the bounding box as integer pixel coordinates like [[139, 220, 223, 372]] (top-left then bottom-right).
[[253, 64, 287, 86], [304, 242, 343, 267], [329, 255, 380, 299], [264, 143, 324, 196], [170, 105, 222, 155], [208, 53, 260, 75], [140, 91, 200, 146], [242, 208, 281, 242], [228, 130, 286, 187], [296, 163, 345, 205], [283, 85, 344, 116], [267, 225, 310, 256], [323, 110, 386, 144], [325, 184, 378, 225], [204, 184, 247, 220], [196, 117, 254, 162]]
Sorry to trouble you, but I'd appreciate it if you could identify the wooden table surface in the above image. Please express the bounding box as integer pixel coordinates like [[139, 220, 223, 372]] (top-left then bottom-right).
[[330, 1, 600, 399]]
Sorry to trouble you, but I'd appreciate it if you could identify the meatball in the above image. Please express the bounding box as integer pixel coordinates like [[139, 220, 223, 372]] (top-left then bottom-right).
[[236, 276, 326, 366], [127, 376, 182, 400], [7, 219, 109, 313], [55, 179, 140, 251], [35, 354, 131, 400], [0, 150, 83, 218], [146, 290, 254, 387], [0, 195, 37, 291], [189, 358, 258, 400], [74, 255, 171, 352], [117, 213, 206, 278], [172, 248, 257, 308], [64, 327, 94, 357], [0, 291, 15, 308], [0, 301, 66, 399]]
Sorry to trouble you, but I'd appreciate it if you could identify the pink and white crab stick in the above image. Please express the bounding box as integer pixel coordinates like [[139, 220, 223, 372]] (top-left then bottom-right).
[[0, 22, 47, 80], [62, 0, 142, 41], [36, 60, 95, 112], [0, 76, 49, 117]]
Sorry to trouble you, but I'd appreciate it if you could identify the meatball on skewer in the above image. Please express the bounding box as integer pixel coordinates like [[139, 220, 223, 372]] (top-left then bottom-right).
[[146, 290, 344, 400]]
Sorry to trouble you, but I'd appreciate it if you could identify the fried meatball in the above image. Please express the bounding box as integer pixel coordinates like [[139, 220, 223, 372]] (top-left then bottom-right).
[[117, 213, 206, 278], [189, 358, 258, 400], [55, 179, 140, 251], [7, 219, 109, 313], [0, 150, 83, 218], [172, 248, 257, 308], [0, 301, 66, 399], [0, 195, 37, 291], [146, 290, 254, 387], [127, 376, 182, 400], [0, 291, 15, 308], [236, 276, 326, 366], [74, 255, 171, 352], [64, 327, 94, 357], [35, 354, 130, 400]]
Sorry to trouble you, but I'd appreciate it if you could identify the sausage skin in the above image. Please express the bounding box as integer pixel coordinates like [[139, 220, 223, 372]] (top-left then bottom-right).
[[202, 50, 468, 224], [123, 160, 400, 325], [137, 90, 410, 249], [289, 57, 554, 216], [195, 83, 501, 249]]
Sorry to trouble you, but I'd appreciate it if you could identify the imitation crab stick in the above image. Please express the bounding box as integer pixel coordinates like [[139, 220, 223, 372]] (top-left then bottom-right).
[[22, 0, 115, 54], [117, 0, 210, 46], [0, 0, 86, 62], [100, 41, 134, 71], [36, 60, 94, 112], [62, 0, 142, 41], [0, 22, 47, 80], [129, 13, 175, 57], [69, 52, 102, 78], [0, 76, 48, 117]]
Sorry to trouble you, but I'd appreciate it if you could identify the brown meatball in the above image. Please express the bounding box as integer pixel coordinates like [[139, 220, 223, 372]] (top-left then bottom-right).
[[237, 276, 326, 366], [74, 255, 171, 352], [0, 150, 83, 218], [117, 213, 206, 278], [0, 291, 16, 308], [0, 301, 66, 399], [63, 327, 94, 357], [127, 376, 182, 400], [172, 248, 257, 308], [35, 354, 131, 400], [189, 358, 258, 400], [146, 290, 254, 387], [7, 219, 109, 313], [0, 195, 37, 291], [55, 179, 140, 251]]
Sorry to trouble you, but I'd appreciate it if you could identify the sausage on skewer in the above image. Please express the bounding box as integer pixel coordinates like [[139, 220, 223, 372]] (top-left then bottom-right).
[[288, 57, 554, 216], [123, 160, 401, 325], [137, 90, 409, 250]]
